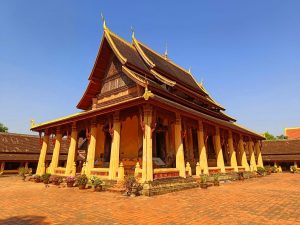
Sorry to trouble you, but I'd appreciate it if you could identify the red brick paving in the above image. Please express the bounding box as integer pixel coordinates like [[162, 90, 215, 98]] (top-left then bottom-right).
[[0, 173, 300, 225]]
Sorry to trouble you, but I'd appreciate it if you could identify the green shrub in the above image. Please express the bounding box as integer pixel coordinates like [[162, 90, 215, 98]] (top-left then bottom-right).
[[76, 174, 88, 186], [41, 173, 51, 184]]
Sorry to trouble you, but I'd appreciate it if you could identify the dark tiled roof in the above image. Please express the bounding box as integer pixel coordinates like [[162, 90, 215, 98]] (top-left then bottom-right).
[[0, 153, 67, 161], [262, 139, 300, 155], [138, 42, 201, 91], [0, 132, 68, 154], [109, 34, 149, 72], [262, 139, 300, 161]]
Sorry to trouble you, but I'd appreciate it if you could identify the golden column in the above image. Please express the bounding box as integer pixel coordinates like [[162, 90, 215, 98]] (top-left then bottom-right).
[[0, 162, 5, 174], [85, 120, 97, 176], [65, 123, 78, 176], [238, 134, 250, 171], [36, 130, 49, 175], [197, 121, 208, 175], [174, 113, 186, 178], [215, 126, 225, 173], [255, 141, 264, 168], [142, 105, 153, 182], [49, 128, 62, 174], [228, 130, 238, 172], [249, 140, 257, 171], [109, 112, 121, 180]]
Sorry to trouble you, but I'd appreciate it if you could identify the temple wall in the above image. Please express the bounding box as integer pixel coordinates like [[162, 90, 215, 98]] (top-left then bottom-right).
[[120, 116, 139, 159], [95, 123, 105, 161]]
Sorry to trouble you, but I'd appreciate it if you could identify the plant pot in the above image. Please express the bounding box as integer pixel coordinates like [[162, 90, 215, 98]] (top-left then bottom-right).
[[200, 183, 208, 189], [94, 186, 102, 192], [67, 182, 75, 188], [78, 184, 86, 190], [214, 181, 220, 186]]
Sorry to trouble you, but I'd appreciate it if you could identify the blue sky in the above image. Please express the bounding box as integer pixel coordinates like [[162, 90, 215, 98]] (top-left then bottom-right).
[[0, 1, 299, 136]]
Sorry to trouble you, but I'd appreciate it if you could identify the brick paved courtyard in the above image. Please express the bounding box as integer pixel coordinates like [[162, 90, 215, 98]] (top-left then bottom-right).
[[0, 173, 299, 225]]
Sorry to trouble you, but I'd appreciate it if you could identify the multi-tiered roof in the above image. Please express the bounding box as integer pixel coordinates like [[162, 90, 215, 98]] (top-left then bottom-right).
[[31, 21, 263, 139]]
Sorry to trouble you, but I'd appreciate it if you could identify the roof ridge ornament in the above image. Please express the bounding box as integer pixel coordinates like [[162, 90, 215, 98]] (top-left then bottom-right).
[[101, 13, 107, 30], [131, 26, 135, 39], [163, 42, 168, 59], [188, 66, 192, 74]]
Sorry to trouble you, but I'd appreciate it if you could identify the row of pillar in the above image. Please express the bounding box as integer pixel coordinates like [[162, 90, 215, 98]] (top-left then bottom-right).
[[36, 106, 264, 182]]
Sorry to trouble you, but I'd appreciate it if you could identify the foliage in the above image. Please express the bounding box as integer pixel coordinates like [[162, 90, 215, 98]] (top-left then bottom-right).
[[41, 173, 51, 184], [213, 174, 220, 181], [200, 174, 208, 183], [263, 132, 276, 140], [89, 176, 104, 187], [264, 165, 277, 173], [0, 123, 8, 133], [124, 175, 142, 196], [65, 176, 76, 183], [276, 135, 287, 140], [257, 167, 266, 175], [50, 175, 63, 184], [18, 167, 31, 180], [76, 174, 88, 186], [264, 132, 287, 140]]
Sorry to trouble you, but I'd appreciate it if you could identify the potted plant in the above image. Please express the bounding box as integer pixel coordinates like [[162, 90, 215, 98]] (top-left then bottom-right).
[[290, 166, 297, 173], [41, 173, 51, 184], [199, 175, 208, 189], [77, 174, 88, 190], [33, 175, 42, 183], [90, 176, 104, 192], [50, 175, 63, 185], [18, 167, 31, 181], [238, 172, 244, 181], [66, 176, 76, 187], [257, 167, 266, 176], [124, 175, 142, 196], [213, 174, 220, 186]]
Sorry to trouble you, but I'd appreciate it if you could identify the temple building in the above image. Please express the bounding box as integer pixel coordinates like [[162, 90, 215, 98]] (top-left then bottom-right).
[[0, 132, 68, 174], [31, 21, 265, 183], [262, 127, 300, 171]]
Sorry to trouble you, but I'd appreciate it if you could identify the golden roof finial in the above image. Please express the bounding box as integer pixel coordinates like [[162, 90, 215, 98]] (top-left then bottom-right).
[[101, 13, 107, 30], [131, 26, 135, 39], [163, 41, 168, 59], [30, 119, 36, 129]]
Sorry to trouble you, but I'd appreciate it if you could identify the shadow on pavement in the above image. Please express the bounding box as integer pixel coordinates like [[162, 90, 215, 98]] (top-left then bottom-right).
[[0, 215, 50, 225]]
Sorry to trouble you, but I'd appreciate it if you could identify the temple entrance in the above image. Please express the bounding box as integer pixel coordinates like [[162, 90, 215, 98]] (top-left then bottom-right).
[[207, 135, 217, 166], [154, 131, 166, 162], [222, 143, 230, 166], [103, 132, 112, 166]]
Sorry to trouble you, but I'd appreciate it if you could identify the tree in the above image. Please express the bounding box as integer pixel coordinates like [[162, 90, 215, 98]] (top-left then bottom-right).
[[0, 123, 8, 133], [276, 134, 287, 140], [263, 132, 276, 140]]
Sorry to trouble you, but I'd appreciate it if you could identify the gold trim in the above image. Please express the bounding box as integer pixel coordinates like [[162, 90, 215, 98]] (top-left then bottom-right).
[[31, 112, 84, 129], [132, 37, 155, 68], [150, 69, 176, 87], [121, 66, 146, 86], [104, 30, 127, 64]]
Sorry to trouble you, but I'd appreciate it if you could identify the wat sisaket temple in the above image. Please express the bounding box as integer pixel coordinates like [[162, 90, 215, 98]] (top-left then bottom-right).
[[31, 20, 265, 187]]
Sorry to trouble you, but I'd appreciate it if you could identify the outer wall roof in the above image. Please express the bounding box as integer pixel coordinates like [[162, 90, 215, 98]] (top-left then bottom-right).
[[262, 139, 300, 161], [0, 132, 68, 154]]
